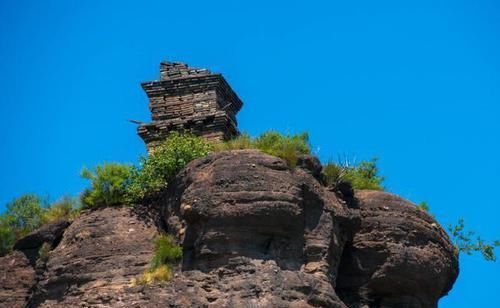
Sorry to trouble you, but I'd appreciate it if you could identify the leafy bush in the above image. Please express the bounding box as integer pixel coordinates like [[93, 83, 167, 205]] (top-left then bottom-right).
[[323, 158, 384, 190], [150, 234, 182, 269], [42, 196, 80, 224], [135, 234, 182, 285], [213, 131, 311, 167], [0, 194, 45, 256], [448, 218, 500, 262], [81, 163, 133, 208], [127, 132, 212, 202]]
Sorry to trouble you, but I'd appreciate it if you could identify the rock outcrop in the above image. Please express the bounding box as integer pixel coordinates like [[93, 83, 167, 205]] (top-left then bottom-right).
[[0, 151, 459, 307], [13, 220, 70, 266], [336, 190, 459, 308], [29, 207, 159, 307], [158, 150, 359, 307]]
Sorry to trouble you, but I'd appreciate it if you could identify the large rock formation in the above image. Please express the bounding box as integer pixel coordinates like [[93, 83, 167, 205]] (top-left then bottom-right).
[[158, 150, 359, 307], [0, 151, 459, 307]]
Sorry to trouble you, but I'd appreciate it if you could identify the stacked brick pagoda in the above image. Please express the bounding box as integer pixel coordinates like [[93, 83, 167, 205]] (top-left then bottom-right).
[[137, 61, 243, 148]]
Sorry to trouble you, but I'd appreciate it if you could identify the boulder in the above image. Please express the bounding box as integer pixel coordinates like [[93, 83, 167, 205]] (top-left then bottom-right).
[[336, 190, 459, 308]]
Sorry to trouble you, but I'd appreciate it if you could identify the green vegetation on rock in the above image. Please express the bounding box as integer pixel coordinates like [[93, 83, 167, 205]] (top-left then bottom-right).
[[42, 196, 80, 224], [0, 194, 80, 256], [0, 131, 497, 263], [127, 132, 212, 202], [80, 163, 133, 208], [213, 131, 310, 167], [415, 201, 498, 262], [135, 234, 182, 285], [322, 157, 384, 190], [0, 194, 44, 256], [416, 201, 430, 212]]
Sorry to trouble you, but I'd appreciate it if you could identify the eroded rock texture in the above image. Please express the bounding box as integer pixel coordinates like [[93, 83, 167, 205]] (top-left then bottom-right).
[[336, 190, 459, 308], [0, 151, 459, 307], [14, 220, 70, 266], [160, 150, 358, 307], [0, 251, 36, 308], [29, 207, 159, 307]]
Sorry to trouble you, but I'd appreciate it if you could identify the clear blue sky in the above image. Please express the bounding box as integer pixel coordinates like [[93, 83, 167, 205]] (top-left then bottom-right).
[[0, 0, 498, 306]]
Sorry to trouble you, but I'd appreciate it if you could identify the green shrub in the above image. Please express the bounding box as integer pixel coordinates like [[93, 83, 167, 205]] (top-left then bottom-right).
[[254, 131, 310, 167], [323, 158, 384, 190], [150, 234, 182, 270], [135, 234, 182, 285], [212, 133, 253, 151], [42, 196, 80, 224], [81, 163, 133, 208], [127, 132, 212, 202], [213, 131, 311, 167]]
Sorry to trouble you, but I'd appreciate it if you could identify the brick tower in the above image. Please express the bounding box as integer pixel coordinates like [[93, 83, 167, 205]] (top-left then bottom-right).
[[137, 61, 243, 148]]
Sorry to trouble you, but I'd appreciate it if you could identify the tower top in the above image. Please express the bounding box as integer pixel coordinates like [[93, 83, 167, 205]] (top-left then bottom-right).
[[137, 61, 243, 149], [159, 61, 211, 80]]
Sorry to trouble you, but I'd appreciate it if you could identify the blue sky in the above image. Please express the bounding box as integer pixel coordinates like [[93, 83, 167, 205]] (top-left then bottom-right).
[[0, 0, 498, 306]]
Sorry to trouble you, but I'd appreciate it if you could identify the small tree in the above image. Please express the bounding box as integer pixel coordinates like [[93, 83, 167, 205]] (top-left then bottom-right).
[[448, 218, 500, 262], [0, 193, 45, 256], [81, 163, 133, 208], [4, 194, 44, 236]]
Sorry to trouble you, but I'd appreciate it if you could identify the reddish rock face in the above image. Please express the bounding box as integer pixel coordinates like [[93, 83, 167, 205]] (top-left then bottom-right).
[[336, 190, 459, 308], [0, 251, 36, 308], [0, 151, 459, 308], [13, 219, 70, 266], [161, 150, 358, 307], [29, 207, 159, 307]]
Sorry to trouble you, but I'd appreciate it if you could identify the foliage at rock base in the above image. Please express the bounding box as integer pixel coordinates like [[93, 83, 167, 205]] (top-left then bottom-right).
[[135, 234, 182, 285]]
